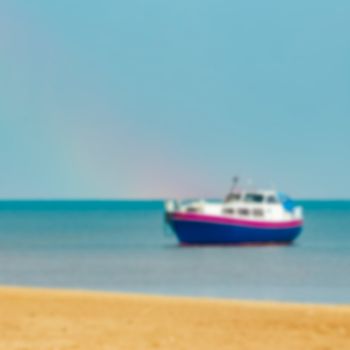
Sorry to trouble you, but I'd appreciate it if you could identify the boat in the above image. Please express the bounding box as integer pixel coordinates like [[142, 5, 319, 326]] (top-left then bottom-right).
[[165, 179, 303, 245]]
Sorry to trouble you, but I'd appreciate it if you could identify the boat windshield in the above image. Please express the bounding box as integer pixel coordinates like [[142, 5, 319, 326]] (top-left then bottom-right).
[[225, 193, 241, 202], [244, 193, 264, 203]]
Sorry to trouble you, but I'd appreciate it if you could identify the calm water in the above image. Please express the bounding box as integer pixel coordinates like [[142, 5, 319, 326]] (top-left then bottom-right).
[[0, 200, 349, 304]]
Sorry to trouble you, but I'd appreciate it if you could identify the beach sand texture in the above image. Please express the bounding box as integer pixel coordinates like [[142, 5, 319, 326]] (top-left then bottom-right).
[[0, 287, 349, 350]]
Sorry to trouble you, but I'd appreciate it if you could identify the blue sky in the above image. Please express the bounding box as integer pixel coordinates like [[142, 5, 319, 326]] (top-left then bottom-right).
[[1, 0, 349, 199]]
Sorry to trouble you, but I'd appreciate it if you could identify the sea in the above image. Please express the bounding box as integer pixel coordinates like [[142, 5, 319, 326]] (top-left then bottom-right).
[[0, 200, 349, 304]]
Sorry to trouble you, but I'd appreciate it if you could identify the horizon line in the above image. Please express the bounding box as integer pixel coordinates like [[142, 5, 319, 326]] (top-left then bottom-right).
[[0, 198, 349, 202]]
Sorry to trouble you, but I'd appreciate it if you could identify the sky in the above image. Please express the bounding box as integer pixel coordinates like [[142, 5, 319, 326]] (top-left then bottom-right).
[[1, 0, 349, 199]]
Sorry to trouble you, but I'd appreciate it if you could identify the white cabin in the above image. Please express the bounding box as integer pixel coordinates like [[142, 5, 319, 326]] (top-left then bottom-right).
[[168, 190, 303, 223]]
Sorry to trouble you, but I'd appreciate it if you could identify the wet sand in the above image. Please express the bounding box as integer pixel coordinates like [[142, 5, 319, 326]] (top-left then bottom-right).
[[0, 286, 349, 350]]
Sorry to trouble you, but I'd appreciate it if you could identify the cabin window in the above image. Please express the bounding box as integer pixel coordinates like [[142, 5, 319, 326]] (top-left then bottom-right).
[[225, 193, 241, 202], [252, 209, 264, 217], [223, 208, 235, 215], [238, 208, 250, 216], [244, 193, 264, 203], [186, 207, 199, 213], [231, 193, 241, 201], [266, 196, 278, 204]]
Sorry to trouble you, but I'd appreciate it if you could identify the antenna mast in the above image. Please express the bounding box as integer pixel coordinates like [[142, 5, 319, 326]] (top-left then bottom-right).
[[230, 176, 239, 192]]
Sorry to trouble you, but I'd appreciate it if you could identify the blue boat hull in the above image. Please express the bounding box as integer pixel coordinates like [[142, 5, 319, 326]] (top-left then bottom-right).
[[168, 218, 302, 245]]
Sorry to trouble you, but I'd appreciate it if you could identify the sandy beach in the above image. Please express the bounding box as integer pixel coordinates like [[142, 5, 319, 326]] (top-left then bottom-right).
[[0, 287, 349, 350]]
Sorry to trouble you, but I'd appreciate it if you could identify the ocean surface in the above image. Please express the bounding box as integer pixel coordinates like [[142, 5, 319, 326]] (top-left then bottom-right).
[[0, 200, 349, 304]]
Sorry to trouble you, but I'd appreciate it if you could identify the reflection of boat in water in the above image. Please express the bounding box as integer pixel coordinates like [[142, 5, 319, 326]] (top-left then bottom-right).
[[165, 179, 303, 245]]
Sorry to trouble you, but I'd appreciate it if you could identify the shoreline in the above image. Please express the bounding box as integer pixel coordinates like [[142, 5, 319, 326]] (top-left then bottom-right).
[[0, 286, 349, 349], [0, 284, 349, 308]]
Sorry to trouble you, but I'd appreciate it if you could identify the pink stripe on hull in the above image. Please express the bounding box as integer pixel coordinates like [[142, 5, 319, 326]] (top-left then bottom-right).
[[171, 212, 303, 229]]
